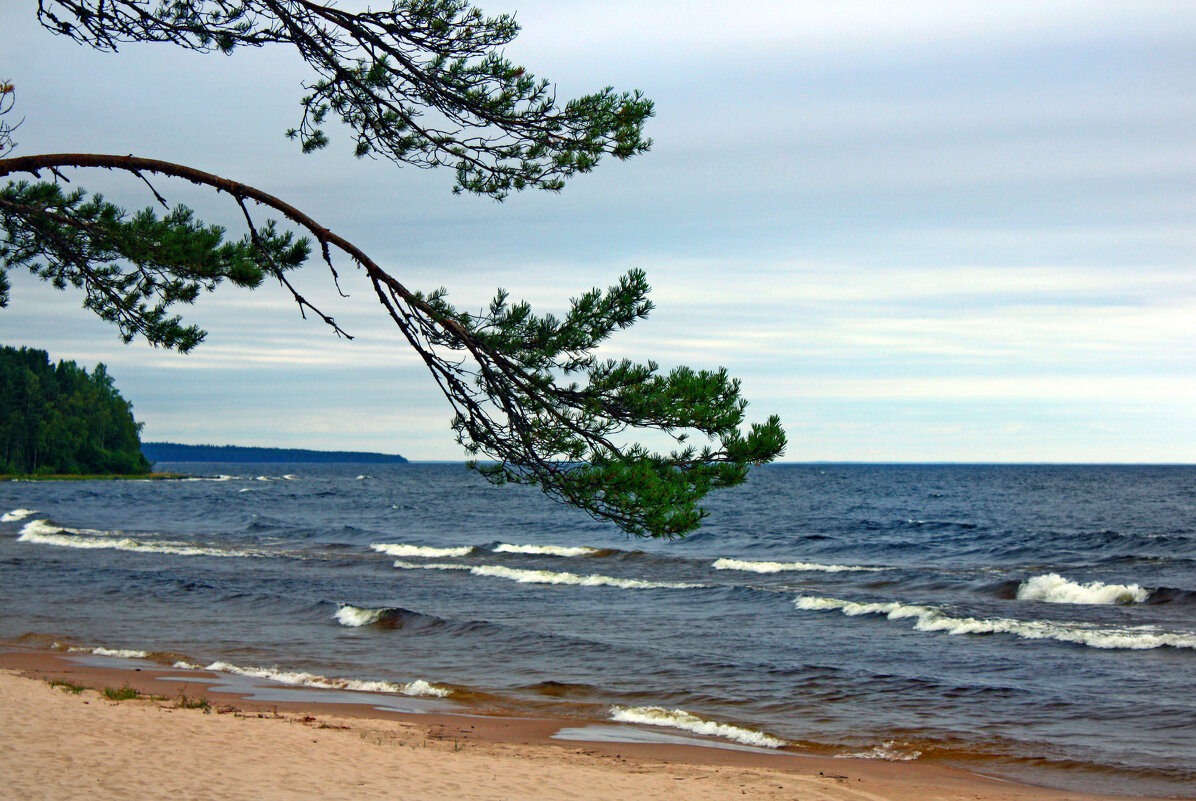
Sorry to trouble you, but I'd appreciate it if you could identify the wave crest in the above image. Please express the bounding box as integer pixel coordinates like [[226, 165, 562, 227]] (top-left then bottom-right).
[[1017, 573, 1150, 605], [2, 508, 37, 522], [713, 558, 882, 573], [794, 595, 1196, 650], [334, 605, 403, 628], [494, 543, 600, 557], [18, 520, 254, 559], [184, 660, 452, 697], [370, 543, 475, 558], [392, 560, 703, 590], [66, 645, 151, 659], [609, 706, 785, 748]]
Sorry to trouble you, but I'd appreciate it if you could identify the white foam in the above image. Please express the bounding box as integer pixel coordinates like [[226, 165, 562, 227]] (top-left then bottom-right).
[[609, 706, 785, 748], [370, 543, 475, 558], [282, 474, 298, 480], [335, 605, 389, 627], [68, 646, 150, 659], [493, 543, 600, 557], [399, 679, 451, 698], [1017, 573, 1150, 605], [392, 560, 703, 590], [837, 740, 922, 761], [794, 595, 1196, 650], [200, 661, 451, 697], [355, 475, 371, 480], [16, 519, 63, 537], [713, 557, 882, 573], [18, 520, 255, 558], [2, 508, 37, 522]]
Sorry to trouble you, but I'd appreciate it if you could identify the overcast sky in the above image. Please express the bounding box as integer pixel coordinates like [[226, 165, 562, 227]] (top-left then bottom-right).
[[2, 1, 1194, 461]]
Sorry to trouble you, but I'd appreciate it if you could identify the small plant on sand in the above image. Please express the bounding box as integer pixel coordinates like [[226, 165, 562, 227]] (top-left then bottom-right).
[[48, 679, 85, 694], [103, 685, 139, 701], [174, 692, 211, 712]]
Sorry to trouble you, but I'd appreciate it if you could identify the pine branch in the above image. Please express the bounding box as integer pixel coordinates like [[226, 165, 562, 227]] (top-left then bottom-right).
[[36, 0, 654, 199]]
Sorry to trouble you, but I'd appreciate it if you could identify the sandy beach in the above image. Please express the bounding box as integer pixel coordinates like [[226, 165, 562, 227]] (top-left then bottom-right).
[[0, 651, 1181, 801]]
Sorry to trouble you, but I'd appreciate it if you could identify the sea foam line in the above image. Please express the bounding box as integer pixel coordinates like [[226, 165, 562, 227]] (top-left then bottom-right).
[[2, 508, 37, 522], [370, 543, 475, 558], [392, 560, 704, 590], [1016, 573, 1150, 605], [609, 706, 785, 748], [713, 557, 883, 574], [493, 543, 600, 557], [836, 740, 922, 761], [18, 520, 256, 559], [172, 660, 451, 698], [794, 595, 1196, 650], [63, 645, 151, 659]]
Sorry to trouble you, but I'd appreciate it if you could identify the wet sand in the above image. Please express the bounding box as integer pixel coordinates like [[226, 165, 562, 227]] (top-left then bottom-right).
[[0, 650, 1178, 801]]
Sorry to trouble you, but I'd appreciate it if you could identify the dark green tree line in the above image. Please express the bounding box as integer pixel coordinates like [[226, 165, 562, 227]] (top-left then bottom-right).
[[0, 1, 785, 537], [0, 345, 150, 475]]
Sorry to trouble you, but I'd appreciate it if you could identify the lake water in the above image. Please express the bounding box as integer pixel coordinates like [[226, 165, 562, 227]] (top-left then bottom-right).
[[2, 463, 1193, 796]]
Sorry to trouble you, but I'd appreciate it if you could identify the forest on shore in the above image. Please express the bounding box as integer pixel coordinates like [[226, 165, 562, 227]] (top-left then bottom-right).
[[141, 442, 407, 463], [0, 345, 150, 475]]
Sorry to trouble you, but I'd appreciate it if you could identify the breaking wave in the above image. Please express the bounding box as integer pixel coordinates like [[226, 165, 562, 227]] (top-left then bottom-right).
[[493, 543, 600, 557], [174, 660, 452, 697], [335, 605, 402, 628], [1016, 573, 1150, 605], [2, 508, 37, 522], [370, 543, 475, 558], [18, 520, 256, 559], [65, 645, 151, 659], [392, 560, 704, 590], [609, 706, 785, 748], [794, 595, 1196, 650], [713, 558, 882, 574]]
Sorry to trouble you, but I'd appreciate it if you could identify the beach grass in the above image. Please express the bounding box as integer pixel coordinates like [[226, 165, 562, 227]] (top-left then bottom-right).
[[175, 693, 211, 712], [48, 679, 86, 694], [103, 685, 139, 701]]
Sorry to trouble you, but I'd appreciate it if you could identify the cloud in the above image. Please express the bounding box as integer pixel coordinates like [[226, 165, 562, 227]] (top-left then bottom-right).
[[2, 2, 1194, 461]]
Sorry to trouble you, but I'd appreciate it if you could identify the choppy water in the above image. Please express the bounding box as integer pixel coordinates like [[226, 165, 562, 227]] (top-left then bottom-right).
[[2, 464, 1194, 796]]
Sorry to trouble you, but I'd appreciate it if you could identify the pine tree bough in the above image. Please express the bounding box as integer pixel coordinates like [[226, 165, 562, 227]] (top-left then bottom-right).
[[1, 1, 786, 537], [35, 0, 653, 198]]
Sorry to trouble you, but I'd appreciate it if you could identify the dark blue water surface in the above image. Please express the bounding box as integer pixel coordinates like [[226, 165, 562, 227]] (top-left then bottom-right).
[[2, 464, 1194, 796]]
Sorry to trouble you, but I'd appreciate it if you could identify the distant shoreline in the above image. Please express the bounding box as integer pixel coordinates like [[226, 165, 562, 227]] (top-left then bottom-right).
[[0, 473, 186, 482], [141, 442, 408, 464]]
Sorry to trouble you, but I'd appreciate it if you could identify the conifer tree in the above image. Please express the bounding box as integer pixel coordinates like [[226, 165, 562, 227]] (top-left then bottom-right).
[[0, 345, 151, 475], [0, 1, 785, 536]]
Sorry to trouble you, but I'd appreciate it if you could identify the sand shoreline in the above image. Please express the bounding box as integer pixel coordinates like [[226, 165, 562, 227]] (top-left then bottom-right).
[[1, 648, 1184, 801]]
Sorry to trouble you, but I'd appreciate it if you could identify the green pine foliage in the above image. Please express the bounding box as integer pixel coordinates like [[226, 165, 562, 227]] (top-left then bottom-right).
[[408, 270, 786, 537], [0, 345, 150, 475], [38, 0, 654, 199], [0, 181, 309, 353]]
